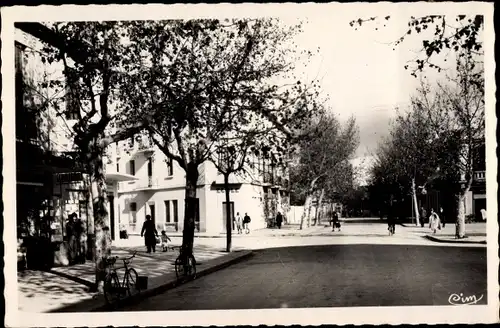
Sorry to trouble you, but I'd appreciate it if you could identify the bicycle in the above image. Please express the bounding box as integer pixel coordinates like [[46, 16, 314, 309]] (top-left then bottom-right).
[[103, 251, 140, 304], [174, 246, 197, 280]]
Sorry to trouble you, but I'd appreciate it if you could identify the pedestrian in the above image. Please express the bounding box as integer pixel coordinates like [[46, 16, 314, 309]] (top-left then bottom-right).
[[420, 207, 427, 228], [243, 213, 251, 234], [160, 230, 171, 252], [439, 207, 445, 228], [428, 208, 441, 234], [235, 212, 243, 234], [73, 214, 86, 263], [387, 198, 396, 235], [141, 215, 159, 253], [276, 212, 283, 229], [332, 210, 340, 232], [65, 213, 77, 265]]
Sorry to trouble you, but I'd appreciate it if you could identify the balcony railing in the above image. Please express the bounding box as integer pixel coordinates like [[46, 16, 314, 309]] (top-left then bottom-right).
[[474, 170, 486, 182]]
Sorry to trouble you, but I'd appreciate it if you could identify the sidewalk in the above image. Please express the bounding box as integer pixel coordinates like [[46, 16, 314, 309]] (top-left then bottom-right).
[[17, 242, 252, 313], [400, 222, 487, 245]]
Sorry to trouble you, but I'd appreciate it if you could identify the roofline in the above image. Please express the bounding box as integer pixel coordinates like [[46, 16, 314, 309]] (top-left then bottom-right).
[[14, 22, 91, 64]]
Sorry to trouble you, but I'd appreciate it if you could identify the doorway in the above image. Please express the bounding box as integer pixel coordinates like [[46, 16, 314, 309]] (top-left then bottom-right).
[[108, 196, 115, 240], [148, 203, 156, 225], [222, 201, 235, 232]]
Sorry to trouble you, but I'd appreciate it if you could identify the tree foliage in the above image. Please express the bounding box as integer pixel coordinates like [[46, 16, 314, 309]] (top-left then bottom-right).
[[350, 14, 484, 77], [120, 18, 321, 250]]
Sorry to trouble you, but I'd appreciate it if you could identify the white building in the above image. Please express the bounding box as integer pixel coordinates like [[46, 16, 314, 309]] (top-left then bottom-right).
[[110, 137, 291, 235]]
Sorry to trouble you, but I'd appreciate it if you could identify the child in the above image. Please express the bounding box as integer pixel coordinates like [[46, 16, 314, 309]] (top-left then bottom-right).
[[160, 230, 171, 252]]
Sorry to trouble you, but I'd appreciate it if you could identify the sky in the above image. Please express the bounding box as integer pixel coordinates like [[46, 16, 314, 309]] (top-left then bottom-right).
[[287, 13, 455, 159]]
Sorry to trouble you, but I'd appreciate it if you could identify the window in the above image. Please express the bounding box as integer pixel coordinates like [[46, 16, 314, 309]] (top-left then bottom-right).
[[172, 200, 179, 223], [129, 160, 136, 175], [165, 200, 171, 223], [129, 202, 137, 225], [116, 158, 120, 172], [148, 157, 153, 176], [167, 157, 174, 176]]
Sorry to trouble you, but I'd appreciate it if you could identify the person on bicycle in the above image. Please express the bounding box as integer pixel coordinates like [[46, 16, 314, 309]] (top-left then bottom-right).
[[141, 215, 158, 253], [387, 197, 396, 235]]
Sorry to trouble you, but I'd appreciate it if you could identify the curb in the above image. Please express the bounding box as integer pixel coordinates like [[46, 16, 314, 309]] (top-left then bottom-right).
[[47, 269, 95, 288], [50, 250, 254, 313], [424, 234, 487, 245]]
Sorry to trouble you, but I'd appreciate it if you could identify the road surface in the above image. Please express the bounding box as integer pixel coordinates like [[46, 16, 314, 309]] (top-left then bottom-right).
[[120, 243, 487, 310]]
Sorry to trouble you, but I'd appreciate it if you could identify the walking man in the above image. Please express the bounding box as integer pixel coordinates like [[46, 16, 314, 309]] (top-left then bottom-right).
[[276, 212, 283, 229], [420, 207, 427, 228], [235, 212, 243, 234], [439, 207, 445, 228], [243, 213, 251, 234]]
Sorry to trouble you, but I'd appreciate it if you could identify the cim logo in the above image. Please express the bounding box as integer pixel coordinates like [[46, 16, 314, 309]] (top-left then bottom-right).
[[448, 293, 484, 305]]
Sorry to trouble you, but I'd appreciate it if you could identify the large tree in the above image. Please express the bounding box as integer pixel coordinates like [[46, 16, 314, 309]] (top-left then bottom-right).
[[31, 21, 148, 289], [290, 112, 359, 229], [121, 19, 319, 255]]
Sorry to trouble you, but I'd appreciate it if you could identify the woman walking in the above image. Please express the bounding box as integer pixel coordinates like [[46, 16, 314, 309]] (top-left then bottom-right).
[[428, 209, 441, 234], [141, 215, 159, 253]]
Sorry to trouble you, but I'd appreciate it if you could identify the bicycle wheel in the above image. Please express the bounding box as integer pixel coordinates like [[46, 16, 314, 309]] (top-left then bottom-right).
[[126, 268, 139, 296], [104, 272, 121, 304], [175, 256, 184, 280], [187, 254, 197, 279]]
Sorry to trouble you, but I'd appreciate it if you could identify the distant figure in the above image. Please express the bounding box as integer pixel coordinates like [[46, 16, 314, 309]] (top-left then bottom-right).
[[420, 207, 427, 228], [332, 211, 340, 232], [428, 208, 441, 234], [235, 212, 243, 234], [243, 213, 251, 234], [66, 213, 77, 265], [276, 212, 283, 229], [439, 207, 445, 228], [160, 230, 171, 252], [73, 214, 86, 263], [480, 209, 487, 221], [387, 199, 396, 235], [141, 215, 158, 253]]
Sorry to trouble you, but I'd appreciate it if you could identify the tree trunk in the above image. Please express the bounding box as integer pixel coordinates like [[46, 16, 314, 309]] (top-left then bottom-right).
[[456, 173, 473, 238], [411, 178, 421, 227], [299, 195, 312, 230], [306, 193, 314, 228], [456, 192, 467, 238], [182, 162, 199, 255], [314, 189, 325, 226], [224, 173, 232, 252], [86, 141, 110, 291]]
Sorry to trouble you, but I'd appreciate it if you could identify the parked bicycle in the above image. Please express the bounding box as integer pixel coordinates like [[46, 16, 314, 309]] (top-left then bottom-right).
[[174, 246, 197, 280], [103, 251, 140, 304]]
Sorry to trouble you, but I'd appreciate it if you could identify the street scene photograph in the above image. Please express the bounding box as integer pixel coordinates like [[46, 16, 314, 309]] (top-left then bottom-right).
[[2, 2, 497, 327]]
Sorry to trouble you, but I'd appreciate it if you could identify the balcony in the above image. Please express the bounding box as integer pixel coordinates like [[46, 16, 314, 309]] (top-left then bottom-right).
[[118, 176, 160, 192], [474, 170, 486, 182], [134, 140, 155, 156]]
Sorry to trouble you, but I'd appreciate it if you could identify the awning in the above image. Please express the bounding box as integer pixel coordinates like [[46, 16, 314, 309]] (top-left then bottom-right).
[[105, 172, 139, 182]]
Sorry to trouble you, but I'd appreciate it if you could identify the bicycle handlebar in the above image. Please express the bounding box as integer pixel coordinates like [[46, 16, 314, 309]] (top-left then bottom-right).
[[112, 251, 137, 262]]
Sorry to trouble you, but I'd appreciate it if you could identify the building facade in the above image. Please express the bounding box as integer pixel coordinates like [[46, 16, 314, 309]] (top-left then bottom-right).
[[111, 137, 291, 235]]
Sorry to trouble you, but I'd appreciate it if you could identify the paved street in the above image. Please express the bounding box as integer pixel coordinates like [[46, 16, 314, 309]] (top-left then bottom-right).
[[120, 243, 487, 310]]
